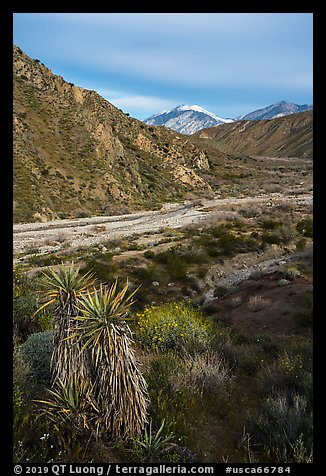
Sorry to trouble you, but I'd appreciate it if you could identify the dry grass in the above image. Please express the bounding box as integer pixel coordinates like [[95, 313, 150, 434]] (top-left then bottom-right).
[[247, 295, 271, 312], [171, 351, 232, 397]]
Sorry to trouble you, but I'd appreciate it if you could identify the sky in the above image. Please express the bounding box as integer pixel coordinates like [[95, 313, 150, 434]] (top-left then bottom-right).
[[13, 13, 313, 120]]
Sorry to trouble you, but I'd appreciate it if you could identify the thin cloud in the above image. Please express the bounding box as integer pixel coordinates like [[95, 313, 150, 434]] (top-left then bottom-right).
[[13, 13, 313, 118], [98, 89, 176, 116]]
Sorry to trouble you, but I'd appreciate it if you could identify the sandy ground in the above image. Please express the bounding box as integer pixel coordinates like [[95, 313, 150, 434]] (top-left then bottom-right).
[[13, 193, 312, 256]]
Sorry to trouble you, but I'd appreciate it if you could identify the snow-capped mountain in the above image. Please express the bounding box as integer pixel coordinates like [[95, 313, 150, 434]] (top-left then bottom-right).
[[144, 105, 234, 135], [237, 100, 312, 121]]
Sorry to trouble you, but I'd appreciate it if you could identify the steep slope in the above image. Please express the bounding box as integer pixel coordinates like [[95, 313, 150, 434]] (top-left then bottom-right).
[[237, 100, 312, 121], [144, 105, 233, 135], [192, 111, 313, 159], [13, 46, 213, 223]]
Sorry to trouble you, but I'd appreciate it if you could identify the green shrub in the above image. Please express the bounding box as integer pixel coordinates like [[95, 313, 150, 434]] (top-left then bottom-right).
[[285, 266, 301, 280], [262, 350, 312, 402], [133, 301, 213, 353], [296, 218, 313, 238], [296, 238, 307, 251], [278, 278, 290, 287], [144, 250, 155, 260], [151, 248, 189, 280], [294, 294, 313, 328], [13, 268, 51, 340], [13, 345, 31, 392], [132, 264, 161, 284], [260, 219, 282, 230], [213, 286, 229, 298], [251, 391, 313, 462], [83, 257, 118, 284], [254, 334, 282, 356], [195, 227, 260, 258], [145, 352, 181, 394], [19, 331, 54, 384], [13, 292, 39, 340], [261, 232, 282, 245]]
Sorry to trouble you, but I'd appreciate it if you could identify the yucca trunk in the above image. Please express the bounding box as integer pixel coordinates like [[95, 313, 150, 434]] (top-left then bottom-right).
[[92, 324, 148, 439], [51, 290, 89, 385]]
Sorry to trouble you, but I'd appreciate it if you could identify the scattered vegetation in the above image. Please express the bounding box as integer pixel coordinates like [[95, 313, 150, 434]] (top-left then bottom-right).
[[13, 245, 313, 464], [13, 201, 313, 464], [13, 45, 313, 464]]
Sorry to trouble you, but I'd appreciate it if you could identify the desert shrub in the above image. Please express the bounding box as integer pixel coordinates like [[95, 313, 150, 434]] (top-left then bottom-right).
[[83, 257, 118, 284], [230, 295, 242, 308], [74, 209, 92, 218], [296, 218, 313, 238], [196, 226, 260, 258], [13, 268, 52, 340], [227, 343, 262, 375], [285, 266, 301, 280], [278, 278, 290, 287], [27, 254, 70, 267], [213, 286, 229, 298], [251, 391, 313, 462], [294, 294, 313, 328], [238, 206, 262, 218], [296, 237, 307, 251], [276, 225, 296, 245], [260, 223, 296, 247], [19, 331, 54, 384], [133, 301, 213, 353], [260, 219, 282, 230], [132, 264, 161, 284], [144, 246, 207, 281], [144, 250, 155, 260], [127, 243, 146, 251], [144, 352, 181, 394], [14, 403, 93, 463], [212, 329, 263, 375], [261, 232, 282, 246], [262, 350, 312, 402], [13, 291, 39, 340], [254, 334, 282, 356], [150, 248, 190, 280], [13, 343, 32, 394]]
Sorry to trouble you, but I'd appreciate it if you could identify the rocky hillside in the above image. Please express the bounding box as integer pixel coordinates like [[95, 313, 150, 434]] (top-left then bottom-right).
[[13, 45, 213, 223], [192, 111, 313, 159]]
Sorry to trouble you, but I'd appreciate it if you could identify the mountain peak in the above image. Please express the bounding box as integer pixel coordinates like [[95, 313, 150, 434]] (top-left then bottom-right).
[[237, 100, 312, 121], [144, 104, 234, 135]]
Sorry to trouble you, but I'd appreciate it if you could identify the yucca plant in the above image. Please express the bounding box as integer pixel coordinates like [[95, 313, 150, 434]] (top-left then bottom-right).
[[36, 374, 100, 432], [73, 281, 149, 440], [130, 418, 175, 462], [34, 263, 95, 385]]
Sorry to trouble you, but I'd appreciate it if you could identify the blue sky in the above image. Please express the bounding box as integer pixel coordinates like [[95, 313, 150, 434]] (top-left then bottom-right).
[[13, 13, 313, 120]]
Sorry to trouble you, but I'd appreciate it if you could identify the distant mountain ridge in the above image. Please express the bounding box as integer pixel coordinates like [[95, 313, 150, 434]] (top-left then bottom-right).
[[236, 100, 312, 121], [144, 105, 234, 135], [192, 111, 313, 159], [144, 101, 313, 135]]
